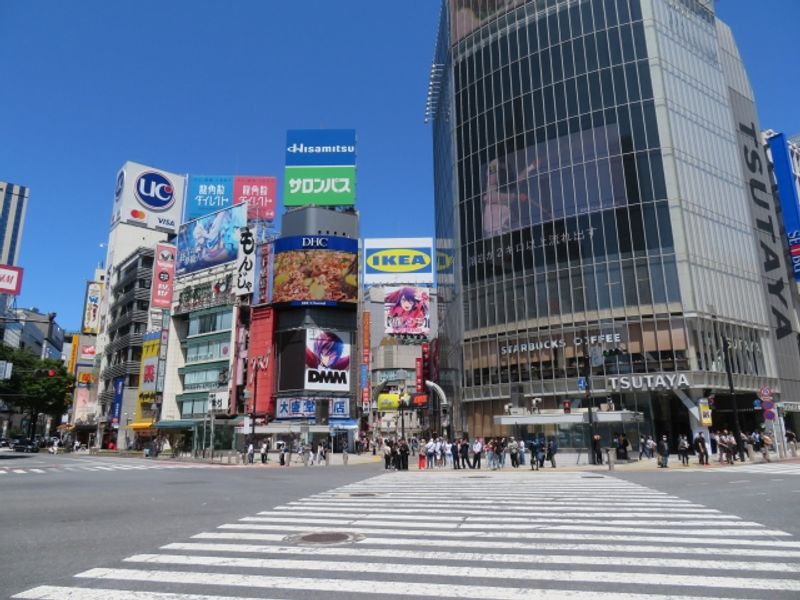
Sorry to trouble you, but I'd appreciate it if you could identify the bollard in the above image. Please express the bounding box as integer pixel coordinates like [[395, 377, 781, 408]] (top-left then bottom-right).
[[343, 450, 349, 466], [605, 448, 615, 471], [325, 451, 331, 467]]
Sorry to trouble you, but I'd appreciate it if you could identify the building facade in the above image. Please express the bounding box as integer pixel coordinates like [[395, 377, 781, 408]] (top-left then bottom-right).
[[0, 180, 28, 267], [432, 0, 800, 449]]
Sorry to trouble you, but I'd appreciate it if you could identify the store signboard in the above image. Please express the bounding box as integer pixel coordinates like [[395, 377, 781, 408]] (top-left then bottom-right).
[[304, 329, 351, 392]]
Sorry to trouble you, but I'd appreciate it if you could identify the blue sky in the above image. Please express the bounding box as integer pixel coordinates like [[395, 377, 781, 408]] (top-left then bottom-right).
[[1, 1, 798, 332]]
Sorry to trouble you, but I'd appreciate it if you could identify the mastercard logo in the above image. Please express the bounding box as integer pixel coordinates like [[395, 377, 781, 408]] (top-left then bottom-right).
[[130, 209, 146, 220]]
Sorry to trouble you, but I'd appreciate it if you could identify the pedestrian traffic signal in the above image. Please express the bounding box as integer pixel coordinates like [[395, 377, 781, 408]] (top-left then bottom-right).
[[563, 400, 571, 414]]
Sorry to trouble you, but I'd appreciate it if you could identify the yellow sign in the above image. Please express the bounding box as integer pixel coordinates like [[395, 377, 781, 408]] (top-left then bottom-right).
[[136, 334, 161, 420], [377, 393, 400, 410], [367, 249, 431, 274], [67, 338, 79, 375], [699, 400, 712, 427]]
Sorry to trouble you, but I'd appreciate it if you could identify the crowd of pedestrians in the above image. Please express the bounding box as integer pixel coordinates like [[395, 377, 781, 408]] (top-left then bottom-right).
[[378, 435, 560, 471]]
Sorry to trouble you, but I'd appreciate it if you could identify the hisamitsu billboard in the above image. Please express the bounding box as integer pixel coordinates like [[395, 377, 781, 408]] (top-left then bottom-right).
[[285, 129, 356, 166]]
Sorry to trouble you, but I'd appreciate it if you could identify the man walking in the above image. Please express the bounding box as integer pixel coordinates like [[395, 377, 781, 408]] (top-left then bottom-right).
[[509, 437, 519, 468], [658, 435, 670, 468], [460, 438, 470, 469], [471, 437, 483, 469]]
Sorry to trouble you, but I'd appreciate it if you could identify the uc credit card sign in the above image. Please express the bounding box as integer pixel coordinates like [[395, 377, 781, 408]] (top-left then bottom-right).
[[285, 129, 356, 166], [363, 238, 434, 284]]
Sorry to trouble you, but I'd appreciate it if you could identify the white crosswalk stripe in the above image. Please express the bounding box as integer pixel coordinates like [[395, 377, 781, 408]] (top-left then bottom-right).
[[12, 472, 800, 599], [685, 462, 800, 476], [0, 460, 226, 477]]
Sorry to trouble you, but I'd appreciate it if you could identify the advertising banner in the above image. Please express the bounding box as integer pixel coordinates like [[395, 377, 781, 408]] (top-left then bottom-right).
[[0, 265, 23, 295], [363, 238, 434, 284], [384, 286, 431, 336], [176, 204, 247, 275], [272, 236, 358, 306], [111, 161, 185, 233], [377, 393, 399, 410], [362, 311, 370, 363], [329, 398, 350, 418], [184, 175, 233, 222], [150, 243, 177, 309], [82, 281, 103, 334], [253, 243, 272, 305], [276, 397, 317, 419], [285, 129, 356, 166], [304, 328, 351, 392], [416, 358, 424, 393], [235, 224, 257, 296], [79, 344, 96, 361], [73, 386, 94, 423], [767, 134, 800, 283], [138, 333, 160, 394], [283, 165, 355, 206], [111, 376, 125, 426], [208, 391, 230, 412], [234, 176, 276, 221]]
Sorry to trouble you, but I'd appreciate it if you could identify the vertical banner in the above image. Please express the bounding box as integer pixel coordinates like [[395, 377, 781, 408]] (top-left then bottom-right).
[[151, 243, 176, 309], [253, 243, 271, 305], [111, 376, 125, 426], [416, 358, 424, 393], [235, 224, 257, 296], [362, 311, 370, 364], [82, 281, 103, 334]]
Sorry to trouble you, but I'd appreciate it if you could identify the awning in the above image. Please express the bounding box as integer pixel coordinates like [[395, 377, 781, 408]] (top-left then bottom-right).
[[329, 419, 359, 430], [494, 409, 644, 426], [129, 420, 155, 431], [154, 419, 196, 430]]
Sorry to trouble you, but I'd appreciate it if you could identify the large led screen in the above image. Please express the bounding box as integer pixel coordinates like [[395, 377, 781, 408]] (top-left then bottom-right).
[[176, 204, 247, 275], [272, 235, 358, 306], [384, 286, 431, 337], [305, 328, 351, 392]]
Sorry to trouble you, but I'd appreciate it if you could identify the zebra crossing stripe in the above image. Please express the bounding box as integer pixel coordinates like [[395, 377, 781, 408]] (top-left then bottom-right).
[[159, 542, 800, 573], [12, 586, 280, 600], [120, 553, 800, 592], [72, 567, 774, 599]]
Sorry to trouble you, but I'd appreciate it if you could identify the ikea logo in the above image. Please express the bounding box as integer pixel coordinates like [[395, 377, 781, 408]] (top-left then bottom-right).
[[366, 248, 432, 273]]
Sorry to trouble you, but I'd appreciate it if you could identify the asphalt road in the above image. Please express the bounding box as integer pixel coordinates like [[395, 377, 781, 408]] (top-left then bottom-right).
[[3, 451, 800, 599], [0, 451, 375, 598]]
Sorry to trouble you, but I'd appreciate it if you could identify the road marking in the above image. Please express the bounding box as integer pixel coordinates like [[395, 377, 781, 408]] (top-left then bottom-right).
[[12, 586, 283, 600], [30, 468, 45, 473], [13, 469, 26, 473]]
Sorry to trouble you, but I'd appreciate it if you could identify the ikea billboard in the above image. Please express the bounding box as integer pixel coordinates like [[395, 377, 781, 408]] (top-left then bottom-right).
[[363, 238, 434, 284]]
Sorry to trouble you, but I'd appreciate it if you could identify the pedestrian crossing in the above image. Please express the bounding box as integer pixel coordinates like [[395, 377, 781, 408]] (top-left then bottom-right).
[[685, 461, 800, 476], [13, 471, 800, 599], [0, 459, 226, 477]]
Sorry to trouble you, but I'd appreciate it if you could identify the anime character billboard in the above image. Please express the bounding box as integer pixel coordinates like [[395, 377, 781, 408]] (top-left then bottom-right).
[[384, 287, 431, 336], [176, 204, 247, 275], [304, 329, 351, 392]]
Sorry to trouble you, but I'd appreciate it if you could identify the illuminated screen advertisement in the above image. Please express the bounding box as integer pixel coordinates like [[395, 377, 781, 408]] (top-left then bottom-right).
[[272, 235, 358, 306], [384, 287, 431, 336], [176, 204, 247, 275], [363, 238, 434, 285], [305, 328, 351, 392]]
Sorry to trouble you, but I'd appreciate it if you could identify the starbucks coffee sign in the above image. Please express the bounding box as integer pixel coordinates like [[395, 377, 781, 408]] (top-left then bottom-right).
[[609, 373, 690, 391]]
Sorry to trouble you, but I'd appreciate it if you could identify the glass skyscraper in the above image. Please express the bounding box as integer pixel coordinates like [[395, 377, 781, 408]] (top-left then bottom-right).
[[432, 0, 800, 446]]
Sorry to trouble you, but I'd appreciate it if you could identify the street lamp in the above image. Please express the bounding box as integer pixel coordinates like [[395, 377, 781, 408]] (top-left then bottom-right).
[[399, 393, 409, 440]]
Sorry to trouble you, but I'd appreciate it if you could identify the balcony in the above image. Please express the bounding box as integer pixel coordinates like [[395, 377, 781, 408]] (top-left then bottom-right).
[[108, 309, 149, 334], [101, 360, 141, 381], [105, 332, 144, 355], [113, 266, 153, 294], [113, 286, 151, 309]]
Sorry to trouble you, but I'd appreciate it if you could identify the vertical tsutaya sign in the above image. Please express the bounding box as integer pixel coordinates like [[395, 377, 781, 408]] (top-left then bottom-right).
[[150, 243, 176, 309], [234, 176, 276, 221], [82, 281, 103, 334], [284, 129, 356, 206], [235, 224, 256, 296], [766, 133, 800, 283], [729, 90, 800, 397]]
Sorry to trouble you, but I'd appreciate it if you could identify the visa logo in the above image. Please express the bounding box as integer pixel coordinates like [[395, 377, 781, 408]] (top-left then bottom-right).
[[367, 249, 431, 273], [158, 217, 175, 227]]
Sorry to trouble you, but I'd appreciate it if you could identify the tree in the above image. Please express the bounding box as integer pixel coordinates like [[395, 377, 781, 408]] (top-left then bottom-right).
[[0, 345, 75, 438]]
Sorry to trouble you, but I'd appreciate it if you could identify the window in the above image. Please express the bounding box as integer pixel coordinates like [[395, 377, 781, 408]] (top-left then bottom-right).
[[188, 310, 232, 336]]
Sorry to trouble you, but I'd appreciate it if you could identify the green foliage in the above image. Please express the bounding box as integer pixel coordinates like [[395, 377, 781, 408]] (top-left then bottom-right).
[[0, 345, 75, 419]]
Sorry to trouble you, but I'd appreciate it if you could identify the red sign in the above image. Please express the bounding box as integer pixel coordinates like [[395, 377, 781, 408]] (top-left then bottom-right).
[[0, 265, 23, 295], [416, 357, 424, 393], [362, 312, 371, 364], [150, 243, 176, 309], [234, 176, 276, 221], [412, 393, 427, 407]]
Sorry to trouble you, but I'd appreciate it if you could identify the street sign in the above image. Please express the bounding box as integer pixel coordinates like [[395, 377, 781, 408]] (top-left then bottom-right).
[[764, 410, 776, 421], [577, 377, 587, 392], [763, 400, 775, 411], [759, 386, 772, 400], [753, 399, 762, 410]]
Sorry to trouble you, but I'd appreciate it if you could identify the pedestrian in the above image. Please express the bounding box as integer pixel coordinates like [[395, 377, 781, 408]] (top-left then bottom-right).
[[658, 435, 670, 468], [460, 438, 470, 469], [260, 440, 268, 464], [693, 432, 709, 465], [761, 432, 773, 462], [536, 437, 546, 470], [546, 437, 557, 468], [709, 430, 718, 456], [677, 434, 689, 466], [471, 438, 483, 469], [646, 436, 657, 459], [638, 435, 646, 461], [425, 438, 435, 469], [247, 442, 254, 464], [509, 437, 519, 468], [741, 432, 754, 462], [593, 434, 603, 465], [399, 439, 410, 471], [618, 434, 629, 460], [383, 441, 392, 470], [418, 438, 427, 469], [498, 437, 507, 468], [444, 439, 454, 468], [391, 440, 400, 470], [518, 438, 526, 466], [786, 430, 798, 457]]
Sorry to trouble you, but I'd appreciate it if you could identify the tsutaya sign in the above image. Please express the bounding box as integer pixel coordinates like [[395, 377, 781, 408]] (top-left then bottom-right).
[[609, 373, 691, 392]]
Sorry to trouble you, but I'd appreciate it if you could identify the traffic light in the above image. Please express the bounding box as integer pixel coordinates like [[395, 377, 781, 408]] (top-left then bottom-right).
[[563, 400, 571, 414], [34, 368, 57, 377]]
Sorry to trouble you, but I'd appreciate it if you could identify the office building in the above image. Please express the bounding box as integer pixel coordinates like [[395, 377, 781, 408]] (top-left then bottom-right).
[[431, 0, 800, 449], [0, 180, 28, 267]]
